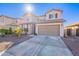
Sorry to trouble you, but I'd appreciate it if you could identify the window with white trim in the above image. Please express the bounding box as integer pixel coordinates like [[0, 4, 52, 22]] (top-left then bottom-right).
[[49, 14, 53, 19]]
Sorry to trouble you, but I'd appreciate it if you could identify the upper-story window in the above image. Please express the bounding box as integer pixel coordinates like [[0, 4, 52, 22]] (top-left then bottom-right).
[[49, 14, 53, 19], [55, 13, 58, 18]]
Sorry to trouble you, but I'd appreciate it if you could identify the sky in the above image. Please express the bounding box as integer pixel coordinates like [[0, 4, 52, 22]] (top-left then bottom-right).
[[0, 3, 79, 26]]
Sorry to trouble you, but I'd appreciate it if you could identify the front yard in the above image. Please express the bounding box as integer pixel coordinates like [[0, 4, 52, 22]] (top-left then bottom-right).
[[0, 27, 29, 53]]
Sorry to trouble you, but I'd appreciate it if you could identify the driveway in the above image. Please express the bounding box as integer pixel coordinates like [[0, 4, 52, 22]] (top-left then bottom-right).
[[2, 35, 73, 56]]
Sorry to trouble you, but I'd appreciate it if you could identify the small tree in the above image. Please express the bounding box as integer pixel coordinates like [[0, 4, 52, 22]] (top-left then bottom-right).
[[14, 27, 22, 37]]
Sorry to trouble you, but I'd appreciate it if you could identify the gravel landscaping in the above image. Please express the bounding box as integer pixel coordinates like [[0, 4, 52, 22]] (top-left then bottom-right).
[[0, 34, 33, 54], [0, 42, 12, 52], [63, 36, 79, 56]]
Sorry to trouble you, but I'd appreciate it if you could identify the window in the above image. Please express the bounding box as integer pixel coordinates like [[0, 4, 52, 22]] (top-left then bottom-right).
[[49, 14, 53, 19], [55, 13, 58, 18]]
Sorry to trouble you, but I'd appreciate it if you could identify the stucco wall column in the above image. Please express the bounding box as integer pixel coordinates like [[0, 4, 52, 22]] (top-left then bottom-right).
[[64, 29, 68, 37], [71, 28, 76, 36], [60, 23, 64, 37]]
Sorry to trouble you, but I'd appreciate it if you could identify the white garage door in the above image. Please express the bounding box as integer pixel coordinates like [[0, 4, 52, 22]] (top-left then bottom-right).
[[38, 25, 60, 36]]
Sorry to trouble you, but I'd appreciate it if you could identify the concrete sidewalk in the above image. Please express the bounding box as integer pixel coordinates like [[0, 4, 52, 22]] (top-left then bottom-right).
[[2, 36, 73, 56]]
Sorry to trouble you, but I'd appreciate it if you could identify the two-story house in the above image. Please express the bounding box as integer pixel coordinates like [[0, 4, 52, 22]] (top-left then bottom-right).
[[0, 15, 16, 29], [20, 9, 65, 37]]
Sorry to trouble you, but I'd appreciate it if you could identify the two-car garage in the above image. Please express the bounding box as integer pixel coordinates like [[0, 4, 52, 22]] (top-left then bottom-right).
[[36, 23, 63, 36], [38, 25, 60, 36]]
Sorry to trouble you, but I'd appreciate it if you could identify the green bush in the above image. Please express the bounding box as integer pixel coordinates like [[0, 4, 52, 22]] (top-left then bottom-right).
[[0, 28, 13, 36]]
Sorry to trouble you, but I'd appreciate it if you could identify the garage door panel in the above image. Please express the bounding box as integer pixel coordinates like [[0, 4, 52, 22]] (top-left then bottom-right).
[[38, 25, 60, 36]]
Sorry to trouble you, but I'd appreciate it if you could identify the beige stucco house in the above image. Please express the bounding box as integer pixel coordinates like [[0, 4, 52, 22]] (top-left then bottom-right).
[[20, 9, 65, 37], [0, 15, 16, 29], [0, 9, 65, 37], [64, 22, 79, 37]]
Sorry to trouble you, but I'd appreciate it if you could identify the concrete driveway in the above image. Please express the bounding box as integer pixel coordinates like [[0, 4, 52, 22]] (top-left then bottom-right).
[[2, 35, 73, 56]]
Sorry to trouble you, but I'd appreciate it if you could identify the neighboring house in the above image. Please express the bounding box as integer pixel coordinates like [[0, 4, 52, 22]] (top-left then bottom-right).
[[0, 15, 17, 30], [64, 22, 79, 37], [0, 9, 65, 37]]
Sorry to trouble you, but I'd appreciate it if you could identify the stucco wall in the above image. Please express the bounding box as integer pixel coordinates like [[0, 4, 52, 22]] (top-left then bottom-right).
[[0, 16, 16, 29], [71, 28, 76, 36]]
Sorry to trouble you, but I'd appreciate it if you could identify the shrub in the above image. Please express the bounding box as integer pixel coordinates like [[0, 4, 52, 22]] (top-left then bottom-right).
[[0, 28, 13, 36], [14, 27, 22, 37], [0, 29, 8, 36]]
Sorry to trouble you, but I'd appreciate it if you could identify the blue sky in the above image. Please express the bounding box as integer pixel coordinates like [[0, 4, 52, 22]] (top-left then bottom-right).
[[0, 3, 79, 26]]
